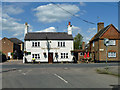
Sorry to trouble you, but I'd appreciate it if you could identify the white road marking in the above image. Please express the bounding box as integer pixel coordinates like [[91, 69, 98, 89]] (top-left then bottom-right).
[[54, 74, 68, 83], [18, 70, 22, 72], [22, 73, 26, 75], [22, 70, 32, 75], [64, 67, 68, 70]]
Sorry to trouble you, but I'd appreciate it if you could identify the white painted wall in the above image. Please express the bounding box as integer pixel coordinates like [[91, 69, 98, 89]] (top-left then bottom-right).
[[23, 40, 74, 63]]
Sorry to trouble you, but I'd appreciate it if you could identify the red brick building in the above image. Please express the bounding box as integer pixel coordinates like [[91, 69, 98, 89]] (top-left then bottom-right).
[[71, 42, 90, 62], [0, 37, 24, 59], [89, 22, 120, 62]]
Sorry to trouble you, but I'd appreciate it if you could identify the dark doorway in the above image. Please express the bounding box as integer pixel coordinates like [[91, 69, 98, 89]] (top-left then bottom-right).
[[73, 52, 78, 63], [48, 53, 53, 63]]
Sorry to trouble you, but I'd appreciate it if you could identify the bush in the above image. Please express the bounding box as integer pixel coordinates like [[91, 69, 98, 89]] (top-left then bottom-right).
[[0, 51, 7, 62]]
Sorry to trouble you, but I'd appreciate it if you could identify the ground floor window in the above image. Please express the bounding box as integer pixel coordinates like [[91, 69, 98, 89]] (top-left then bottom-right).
[[61, 53, 68, 59], [32, 54, 40, 59], [108, 52, 116, 58]]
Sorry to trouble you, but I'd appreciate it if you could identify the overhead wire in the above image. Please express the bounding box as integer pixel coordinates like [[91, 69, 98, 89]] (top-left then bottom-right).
[[48, 0, 96, 25]]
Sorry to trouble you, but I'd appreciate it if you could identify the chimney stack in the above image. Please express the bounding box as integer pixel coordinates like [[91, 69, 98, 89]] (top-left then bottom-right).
[[25, 22, 29, 36], [67, 22, 72, 35], [82, 42, 85, 50], [97, 22, 104, 32]]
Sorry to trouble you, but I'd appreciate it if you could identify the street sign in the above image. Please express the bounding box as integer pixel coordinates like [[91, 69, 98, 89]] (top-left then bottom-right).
[[104, 38, 109, 46]]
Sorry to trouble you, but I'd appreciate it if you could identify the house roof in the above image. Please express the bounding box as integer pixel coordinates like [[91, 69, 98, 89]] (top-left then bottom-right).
[[90, 24, 120, 42], [24, 32, 73, 40], [9, 38, 23, 44]]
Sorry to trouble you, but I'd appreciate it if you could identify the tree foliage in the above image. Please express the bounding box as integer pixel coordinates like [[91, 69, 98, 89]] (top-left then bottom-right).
[[74, 33, 83, 49]]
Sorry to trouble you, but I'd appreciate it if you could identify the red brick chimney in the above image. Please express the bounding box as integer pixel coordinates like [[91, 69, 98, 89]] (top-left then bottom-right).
[[82, 42, 85, 50], [97, 22, 104, 32]]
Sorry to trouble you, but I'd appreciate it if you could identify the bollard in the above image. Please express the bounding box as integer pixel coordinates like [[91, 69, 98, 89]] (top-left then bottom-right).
[[39, 61, 40, 64], [61, 61, 63, 64]]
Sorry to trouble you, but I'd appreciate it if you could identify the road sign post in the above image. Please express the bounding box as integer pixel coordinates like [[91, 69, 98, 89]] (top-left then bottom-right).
[[106, 46, 107, 63], [104, 38, 109, 64]]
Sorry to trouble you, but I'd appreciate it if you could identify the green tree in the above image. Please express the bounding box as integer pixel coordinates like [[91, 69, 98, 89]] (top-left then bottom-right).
[[74, 33, 83, 49]]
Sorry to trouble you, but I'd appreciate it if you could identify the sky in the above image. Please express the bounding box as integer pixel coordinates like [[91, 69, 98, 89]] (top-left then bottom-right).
[[1, 2, 119, 43]]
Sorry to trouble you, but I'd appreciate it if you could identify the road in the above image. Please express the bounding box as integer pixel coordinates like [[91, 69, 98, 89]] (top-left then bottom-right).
[[1, 62, 119, 88]]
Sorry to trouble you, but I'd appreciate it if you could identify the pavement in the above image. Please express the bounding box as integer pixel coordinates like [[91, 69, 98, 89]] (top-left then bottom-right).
[[1, 61, 119, 88], [2, 60, 23, 65]]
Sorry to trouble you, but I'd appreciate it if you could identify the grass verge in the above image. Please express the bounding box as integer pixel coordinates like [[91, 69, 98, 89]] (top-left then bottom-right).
[[96, 68, 120, 77]]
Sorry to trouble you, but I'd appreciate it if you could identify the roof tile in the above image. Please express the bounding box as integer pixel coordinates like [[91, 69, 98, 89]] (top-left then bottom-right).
[[24, 32, 73, 40]]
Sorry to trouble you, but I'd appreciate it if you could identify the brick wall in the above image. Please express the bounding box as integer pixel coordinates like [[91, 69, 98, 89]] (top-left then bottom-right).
[[90, 40, 99, 61], [0, 38, 13, 58], [99, 39, 119, 61], [118, 39, 120, 60]]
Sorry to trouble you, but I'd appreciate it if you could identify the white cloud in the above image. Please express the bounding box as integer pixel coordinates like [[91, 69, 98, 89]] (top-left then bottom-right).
[[72, 25, 81, 31], [36, 27, 56, 32], [87, 27, 96, 33], [2, 13, 25, 32], [83, 27, 97, 43], [72, 25, 81, 35], [2, 15, 25, 39], [3, 5, 24, 15], [12, 33, 21, 37], [33, 4, 80, 23], [2, 5, 32, 40], [64, 25, 81, 35], [80, 2, 86, 6], [80, 10, 87, 15]]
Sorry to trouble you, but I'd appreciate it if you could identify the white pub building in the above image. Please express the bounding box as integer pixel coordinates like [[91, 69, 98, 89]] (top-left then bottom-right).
[[23, 22, 74, 63]]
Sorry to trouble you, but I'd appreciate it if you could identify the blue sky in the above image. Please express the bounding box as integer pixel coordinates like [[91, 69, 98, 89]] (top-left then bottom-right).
[[1, 2, 119, 43]]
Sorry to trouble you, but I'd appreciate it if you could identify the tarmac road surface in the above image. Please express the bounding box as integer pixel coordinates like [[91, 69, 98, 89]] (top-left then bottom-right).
[[2, 62, 119, 88]]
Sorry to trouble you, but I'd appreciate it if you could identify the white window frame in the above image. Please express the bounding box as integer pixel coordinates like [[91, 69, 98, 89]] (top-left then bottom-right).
[[63, 42, 65, 47], [58, 42, 66, 47], [108, 40, 116, 46], [61, 53, 68, 59], [108, 52, 116, 58], [61, 53, 63, 58], [32, 54, 40, 59], [32, 42, 40, 47]]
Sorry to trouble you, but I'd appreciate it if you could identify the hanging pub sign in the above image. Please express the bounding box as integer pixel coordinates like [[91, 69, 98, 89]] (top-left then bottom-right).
[[43, 52, 47, 58], [55, 52, 58, 58], [43, 52, 46, 55]]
